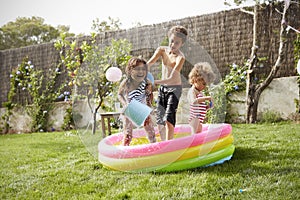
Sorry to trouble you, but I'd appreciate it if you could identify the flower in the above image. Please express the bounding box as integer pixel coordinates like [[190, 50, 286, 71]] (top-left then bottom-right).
[[232, 63, 237, 69], [234, 85, 239, 90]]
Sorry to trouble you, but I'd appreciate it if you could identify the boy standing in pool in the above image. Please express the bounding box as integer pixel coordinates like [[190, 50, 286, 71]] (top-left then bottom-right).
[[147, 25, 188, 141], [187, 62, 215, 134]]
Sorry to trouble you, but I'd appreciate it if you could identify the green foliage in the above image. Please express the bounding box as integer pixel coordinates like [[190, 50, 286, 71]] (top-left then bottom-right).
[[91, 17, 121, 33], [0, 123, 299, 199], [61, 103, 73, 131], [55, 33, 132, 109], [294, 34, 300, 89], [7, 57, 66, 132], [294, 34, 300, 63], [0, 16, 74, 50], [259, 110, 282, 123], [55, 31, 132, 134], [205, 84, 227, 123], [223, 63, 247, 96]]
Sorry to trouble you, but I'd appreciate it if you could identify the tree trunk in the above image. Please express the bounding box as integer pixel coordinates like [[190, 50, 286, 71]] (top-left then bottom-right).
[[246, 5, 259, 123], [246, 3, 288, 123], [92, 104, 101, 135]]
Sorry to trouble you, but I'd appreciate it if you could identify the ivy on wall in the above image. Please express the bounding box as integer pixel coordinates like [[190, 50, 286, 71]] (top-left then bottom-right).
[[2, 57, 67, 133]]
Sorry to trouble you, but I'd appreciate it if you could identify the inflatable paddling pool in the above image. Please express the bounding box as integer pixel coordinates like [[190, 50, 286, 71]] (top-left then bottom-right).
[[98, 123, 234, 172]]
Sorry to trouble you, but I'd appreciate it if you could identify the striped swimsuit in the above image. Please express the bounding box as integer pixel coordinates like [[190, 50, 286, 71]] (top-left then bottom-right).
[[189, 92, 207, 123], [128, 80, 147, 104]]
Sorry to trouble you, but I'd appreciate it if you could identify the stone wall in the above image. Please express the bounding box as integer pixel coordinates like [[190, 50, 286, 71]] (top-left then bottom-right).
[[228, 76, 299, 122], [1, 76, 298, 133]]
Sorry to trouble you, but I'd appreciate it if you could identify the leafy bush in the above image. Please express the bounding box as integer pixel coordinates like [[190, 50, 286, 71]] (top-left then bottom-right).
[[223, 63, 247, 96], [259, 110, 282, 123], [6, 57, 66, 132]]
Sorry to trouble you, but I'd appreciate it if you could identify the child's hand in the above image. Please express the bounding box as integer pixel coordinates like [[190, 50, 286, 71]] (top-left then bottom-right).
[[209, 100, 213, 108]]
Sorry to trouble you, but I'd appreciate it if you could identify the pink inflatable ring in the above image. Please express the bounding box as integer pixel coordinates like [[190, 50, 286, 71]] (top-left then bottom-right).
[[98, 123, 235, 172]]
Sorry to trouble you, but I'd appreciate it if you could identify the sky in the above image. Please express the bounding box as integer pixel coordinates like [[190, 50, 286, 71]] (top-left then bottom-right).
[[0, 0, 254, 35]]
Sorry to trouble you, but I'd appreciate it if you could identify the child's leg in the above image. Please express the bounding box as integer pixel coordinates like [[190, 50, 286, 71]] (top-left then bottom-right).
[[155, 85, 170, 141], [123, 117, 133, 146], [158, 124, 166, 141], [189, 118, 202, 134], [165, 85, 182, 140], [144, 116, 156, 143], [166, 121, 174, 140]]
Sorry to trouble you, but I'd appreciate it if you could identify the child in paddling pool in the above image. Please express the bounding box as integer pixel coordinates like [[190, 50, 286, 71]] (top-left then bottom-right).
[[118, 57, 156, 146], [147, 25, 188, 141], [187, 62, 215, 134]]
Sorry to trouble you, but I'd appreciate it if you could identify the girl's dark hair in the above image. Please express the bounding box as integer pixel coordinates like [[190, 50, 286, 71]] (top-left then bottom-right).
[[125, 57, 147, 76], [125, 57, 149, 89]]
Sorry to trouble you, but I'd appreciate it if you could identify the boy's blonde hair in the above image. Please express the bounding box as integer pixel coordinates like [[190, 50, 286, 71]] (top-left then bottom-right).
[[188, 62, 215, 85]]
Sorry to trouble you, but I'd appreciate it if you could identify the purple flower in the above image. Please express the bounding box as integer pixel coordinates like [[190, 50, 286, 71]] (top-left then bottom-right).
[[16, 71, 21, 75], [234, 85, 239, 90]]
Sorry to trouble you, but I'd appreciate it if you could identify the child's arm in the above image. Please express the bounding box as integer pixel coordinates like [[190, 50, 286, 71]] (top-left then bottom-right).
[[188, 87, 212, 104], [147, 47, 164, 69], [118, 80, 128, 107], [195, 96, 211, 104], [145, 81, 153, 107]]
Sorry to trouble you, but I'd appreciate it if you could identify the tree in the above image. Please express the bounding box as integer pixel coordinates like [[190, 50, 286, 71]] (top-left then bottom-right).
[[0, 16, 74, 50], [91, 17, 121, 33], [55, 18, 132, 134], [225, 0, 296, 123]]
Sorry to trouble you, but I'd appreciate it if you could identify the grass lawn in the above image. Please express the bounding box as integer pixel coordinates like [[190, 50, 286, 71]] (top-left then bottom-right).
[[0, 122, 299, 199]]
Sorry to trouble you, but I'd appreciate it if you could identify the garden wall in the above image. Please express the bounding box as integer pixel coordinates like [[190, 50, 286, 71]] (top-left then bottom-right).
[[0, 2, 299, 107], [228, 76, 299, 122], [1, 76, 298, 133]]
